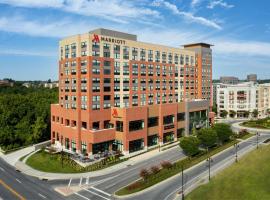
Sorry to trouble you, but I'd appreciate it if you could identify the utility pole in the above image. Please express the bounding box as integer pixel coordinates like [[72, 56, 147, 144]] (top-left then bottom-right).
[[234, 141, 239, 163], [256, 132, 260, 149], [181, 165, 184, 200]]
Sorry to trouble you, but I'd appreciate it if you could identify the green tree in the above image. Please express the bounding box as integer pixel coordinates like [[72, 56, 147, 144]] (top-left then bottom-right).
[[252, 109, 259, 118], [212, 123, 233, 143], [220, 110, 228, 118], [212, 104, 217, 114], [32, 117, 47, 143], [229, 110, 236, 118], [197, 128, 217, 148], [180, 136, 200, 156]]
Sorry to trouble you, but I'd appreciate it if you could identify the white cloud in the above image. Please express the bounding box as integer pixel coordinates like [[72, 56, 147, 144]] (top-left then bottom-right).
[[152, 0, 222, 30], [207, 0, 234, 9], [0, 16, 97, 37], [0, 48, 55, 57], [191, 0, 203, 7], [0, 0, 160, 24]]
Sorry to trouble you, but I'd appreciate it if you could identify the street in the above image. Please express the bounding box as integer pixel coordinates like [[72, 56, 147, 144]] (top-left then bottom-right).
[[0, 133, 269, 200]]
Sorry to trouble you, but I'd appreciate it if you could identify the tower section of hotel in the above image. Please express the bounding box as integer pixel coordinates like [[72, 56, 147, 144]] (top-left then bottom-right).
[[51, 28, 213, 156]]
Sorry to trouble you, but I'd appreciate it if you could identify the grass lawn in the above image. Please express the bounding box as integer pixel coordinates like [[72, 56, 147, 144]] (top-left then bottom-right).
[[26, 150, 78, 173], [242, 117, 270, 129], [186, 145, 270, 200], [26, 150, 127, 173]]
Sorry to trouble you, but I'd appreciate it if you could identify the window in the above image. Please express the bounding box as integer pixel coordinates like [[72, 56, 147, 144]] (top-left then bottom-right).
[[148, 117, 159, 127], [163, 115, 174, 125], [116, 121, 123, 132], [129, 120, 144, 132], [82, 122, 87, 129], [92, 121, 100, 130], [177, 113, 185, 121]]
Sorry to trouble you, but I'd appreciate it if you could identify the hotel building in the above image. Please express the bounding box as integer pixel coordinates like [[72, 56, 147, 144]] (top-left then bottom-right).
[[51, 28, 213, 156]]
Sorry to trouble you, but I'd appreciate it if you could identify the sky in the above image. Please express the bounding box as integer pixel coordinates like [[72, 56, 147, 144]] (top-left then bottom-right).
[[0, 0, 270, 81]]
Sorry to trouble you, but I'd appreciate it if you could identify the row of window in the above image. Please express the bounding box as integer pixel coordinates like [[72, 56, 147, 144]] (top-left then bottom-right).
[[61, 43, 195, 65]]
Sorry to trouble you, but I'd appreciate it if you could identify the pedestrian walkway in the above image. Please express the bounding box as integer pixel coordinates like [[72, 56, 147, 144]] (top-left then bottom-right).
[[0, 146, 34, 166]]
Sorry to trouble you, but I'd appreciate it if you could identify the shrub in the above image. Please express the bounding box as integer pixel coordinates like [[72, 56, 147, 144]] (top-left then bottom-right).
[[140, 169, 150, 181], [150, 165, 160, 174], [161, 161, 173, 169], [127, 182, 141, 191]]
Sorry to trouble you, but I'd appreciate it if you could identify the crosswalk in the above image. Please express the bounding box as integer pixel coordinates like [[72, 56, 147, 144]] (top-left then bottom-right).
[[73, 186, 113, 200]]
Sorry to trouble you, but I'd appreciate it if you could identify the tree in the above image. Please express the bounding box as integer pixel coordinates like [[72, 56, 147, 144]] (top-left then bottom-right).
[[212, 104, 217, 114], [197, 128, 217, 148], [140, 169, 150, 181], [252, 109, 259, 118], [266, 108, 270, 116], [220, 110, 228, 118], [180, 136, 200, 156], [212, 123, 233, 143], [229, 110, 236, 118], [244, 111, 250, 118]]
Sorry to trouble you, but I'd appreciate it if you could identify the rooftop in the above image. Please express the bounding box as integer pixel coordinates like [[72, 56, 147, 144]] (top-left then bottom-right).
[[89, 28, 137, 41]]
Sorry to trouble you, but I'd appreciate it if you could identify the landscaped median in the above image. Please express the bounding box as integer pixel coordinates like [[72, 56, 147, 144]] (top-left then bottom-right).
[[241, 117, 270, 129], [26, 150, 127, 173], [115, 124, 254, 196]]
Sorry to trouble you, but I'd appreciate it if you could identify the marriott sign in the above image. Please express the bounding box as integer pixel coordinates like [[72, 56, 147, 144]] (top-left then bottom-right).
[[92, 34, 126, 45]]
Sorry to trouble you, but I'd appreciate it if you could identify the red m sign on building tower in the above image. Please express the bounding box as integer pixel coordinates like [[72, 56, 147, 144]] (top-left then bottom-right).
[[92, 34, 100, 43]]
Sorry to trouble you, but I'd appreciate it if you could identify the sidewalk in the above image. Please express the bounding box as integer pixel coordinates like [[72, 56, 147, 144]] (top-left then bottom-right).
[[0, 146, 35, 166], [14, 144, 180, 180], [232, 122, 270, 133]]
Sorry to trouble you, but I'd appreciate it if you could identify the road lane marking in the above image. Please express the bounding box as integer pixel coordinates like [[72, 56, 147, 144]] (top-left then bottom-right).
[[38, 193, 47, 199], [75, 192, 91, 200], [83, 188, 110, 200], [0, 167, 5, 172], [91, 187, 111, 196], [15, 179, 22, 184], [0, 179, 26, 200]]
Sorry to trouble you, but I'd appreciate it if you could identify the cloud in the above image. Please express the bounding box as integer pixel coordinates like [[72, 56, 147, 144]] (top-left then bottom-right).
[[207, 0, 234, 9], [0, 15, 97, 37], [213, 40, 270, 57], [191, 0, 203, 7], [0, 0, 160, 24], [0, 48, 55, 57], [152, 0, 222, 30]]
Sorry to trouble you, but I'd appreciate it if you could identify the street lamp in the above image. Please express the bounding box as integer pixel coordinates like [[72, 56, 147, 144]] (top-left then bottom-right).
[[256, 132, 260, 149], [158, 136, 162, 152], [234, 141, 239, 163], [181, 164, 185, 200], [206, 147, 213, 181]]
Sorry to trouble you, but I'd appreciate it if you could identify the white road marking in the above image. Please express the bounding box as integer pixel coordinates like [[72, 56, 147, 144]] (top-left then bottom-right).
[[91, 187, 111, 196], [68, 178, 72, 187], [83, 188, 111, 200], [0, 167, 5, 172], [75, 192, 91, 200], [38, 193, 47, 199], [15, 178, 22, 184]]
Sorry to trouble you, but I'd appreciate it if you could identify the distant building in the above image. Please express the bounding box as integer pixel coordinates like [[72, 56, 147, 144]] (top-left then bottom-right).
[[44, 81, 59, 89], [247, 74, 257, 82], [0, 80, 14, 87], [216, 82, 270, 118], [220, 76, 239, 84]]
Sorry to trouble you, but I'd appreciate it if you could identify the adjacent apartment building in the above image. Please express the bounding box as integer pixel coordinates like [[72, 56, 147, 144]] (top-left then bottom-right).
[[216, 82, 270, 118], [51, 28, 213, 156]]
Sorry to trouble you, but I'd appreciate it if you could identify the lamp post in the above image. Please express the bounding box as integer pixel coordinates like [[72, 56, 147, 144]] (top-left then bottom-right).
[[234, 141, 239, 163], [61, 148, 64, 168], [206, 147, 213, 181], [256, 132, 260, 149], [158, 136, 162, 152], [181, 164, 184, 200]]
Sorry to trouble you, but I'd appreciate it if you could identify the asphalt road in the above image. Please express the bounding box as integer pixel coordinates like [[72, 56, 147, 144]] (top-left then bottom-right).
[[0, 157, 65, 200]]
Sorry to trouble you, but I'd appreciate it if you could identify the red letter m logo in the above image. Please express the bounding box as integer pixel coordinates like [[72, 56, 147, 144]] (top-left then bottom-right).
[[112, 109, 118, 118], [92, 34, 100, 43]]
